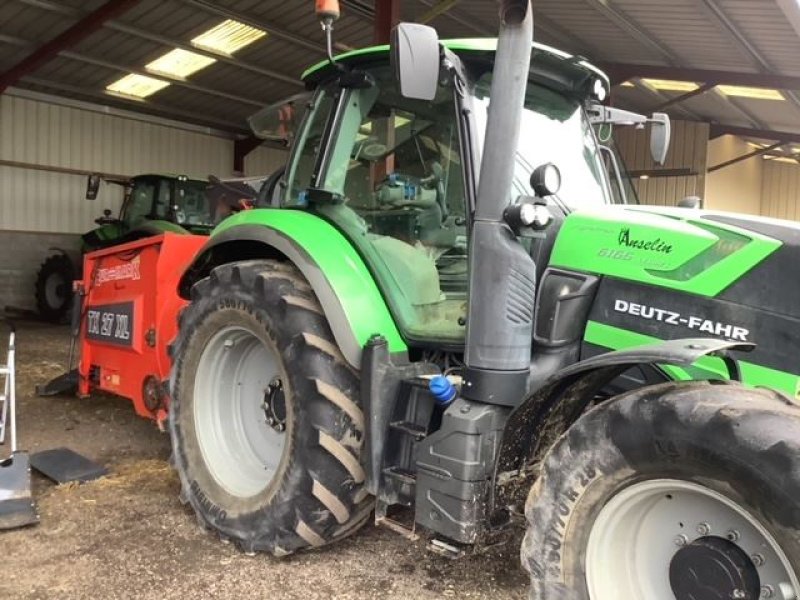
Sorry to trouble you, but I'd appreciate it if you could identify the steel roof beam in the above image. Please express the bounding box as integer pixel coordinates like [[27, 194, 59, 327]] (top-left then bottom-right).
[[0, 0, 141, 94], [580, 1, 705, 122], [105, 22, 301, 87], [699, 0, 800, 117], [652, 83, 716, 112], [414, 0, 598, 56], [374, 0, 401, 43], [0, 34, 267, 108], [180, 0, 326, 57], [775, 0, 800, 43], [604, 63, 800, 91], [233, 136, 263, 173], [583, 0, 677, 64], [59, 50, 266, 108], [419, 0, 460, 25], [709, 124, 800, 145], [15, 0, 301, 88], [20, 75, 249, 134], [414, 0, 492, 34], [632, 79, 702, 121], [708, 142, 784, 173]]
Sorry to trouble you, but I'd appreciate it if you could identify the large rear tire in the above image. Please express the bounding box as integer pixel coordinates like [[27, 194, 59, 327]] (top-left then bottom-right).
[[169, 259, 372, 555], [34, 253, 76, 323], [522, 381, 800, 600]]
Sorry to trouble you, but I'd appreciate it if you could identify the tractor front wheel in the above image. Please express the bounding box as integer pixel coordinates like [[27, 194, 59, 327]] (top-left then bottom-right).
[[522, 381, 800, 600], [169, 259, 372, 555]]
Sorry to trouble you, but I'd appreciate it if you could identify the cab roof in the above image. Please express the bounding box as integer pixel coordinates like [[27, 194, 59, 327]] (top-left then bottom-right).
[[302, 38, 609, 95]]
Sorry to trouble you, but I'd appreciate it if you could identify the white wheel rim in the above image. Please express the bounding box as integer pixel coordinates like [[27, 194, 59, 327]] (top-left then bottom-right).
[[585, 479, 800, 600], [193, 326, 286, 498]]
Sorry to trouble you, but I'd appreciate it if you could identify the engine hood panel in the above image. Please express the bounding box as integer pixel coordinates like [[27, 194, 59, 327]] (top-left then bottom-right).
[[550, 205, 782, 297]]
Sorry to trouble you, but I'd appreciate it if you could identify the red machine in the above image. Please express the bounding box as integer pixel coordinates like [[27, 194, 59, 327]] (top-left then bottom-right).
[[74, 233, 206, 425]]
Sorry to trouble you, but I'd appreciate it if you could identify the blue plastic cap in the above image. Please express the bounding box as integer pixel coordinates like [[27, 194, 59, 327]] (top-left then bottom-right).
[[429, 375, 457, 406]]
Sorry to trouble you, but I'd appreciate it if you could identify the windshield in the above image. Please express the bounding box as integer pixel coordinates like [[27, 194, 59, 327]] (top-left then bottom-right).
[[472, 74, 613, 210], [284, 67, 470, 343], [120, 178, 215, 229], [174, 180, 215, 227]]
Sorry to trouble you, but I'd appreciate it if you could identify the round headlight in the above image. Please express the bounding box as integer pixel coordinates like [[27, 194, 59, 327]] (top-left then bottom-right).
[[531, 163, 562, 197], [593, 78, 608, 102]]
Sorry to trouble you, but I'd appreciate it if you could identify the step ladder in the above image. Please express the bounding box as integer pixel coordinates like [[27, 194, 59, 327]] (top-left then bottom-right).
[[0, 330, 15, 450], [0, 324, 38, 529]]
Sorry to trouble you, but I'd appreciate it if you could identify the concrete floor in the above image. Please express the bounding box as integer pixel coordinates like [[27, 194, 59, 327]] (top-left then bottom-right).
[[0, 322, 529, 599]]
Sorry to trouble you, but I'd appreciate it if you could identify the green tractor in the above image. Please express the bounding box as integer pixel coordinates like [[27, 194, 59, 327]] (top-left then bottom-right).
[[36, 173, 218, 322], [169, 2, 800, 598]]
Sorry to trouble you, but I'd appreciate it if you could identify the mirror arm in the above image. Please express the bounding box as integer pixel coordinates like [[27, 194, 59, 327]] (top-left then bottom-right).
[[587, 104, 648, 126]]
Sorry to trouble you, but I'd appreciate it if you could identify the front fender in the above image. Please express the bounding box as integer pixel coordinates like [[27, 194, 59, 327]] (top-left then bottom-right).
[[179, 209, 406, 368], [491, 338, 755, 513]]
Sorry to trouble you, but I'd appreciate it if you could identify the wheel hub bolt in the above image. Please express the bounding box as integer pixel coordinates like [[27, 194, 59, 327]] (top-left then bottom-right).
[[752, 553, 766, 567], [760, 585, 774, 598], [726, 529, 741, 542], [674, 534, 689, 547], [696, 522, 711, 535]]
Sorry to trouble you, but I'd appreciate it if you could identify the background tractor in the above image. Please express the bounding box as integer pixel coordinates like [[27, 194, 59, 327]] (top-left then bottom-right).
[[35, 173, 259, 323], [165, 1, 800, 598]]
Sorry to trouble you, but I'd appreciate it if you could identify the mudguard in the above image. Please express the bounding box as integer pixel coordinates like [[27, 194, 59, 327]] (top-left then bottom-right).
[[491, 337, 756, 513], [178, 209, 407, 368]]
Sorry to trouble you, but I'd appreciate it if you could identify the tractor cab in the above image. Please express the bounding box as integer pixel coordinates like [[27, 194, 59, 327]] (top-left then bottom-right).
[[278, 40, 668, 348], [120, 174, 215, 232], [86, 174, 214, 248]]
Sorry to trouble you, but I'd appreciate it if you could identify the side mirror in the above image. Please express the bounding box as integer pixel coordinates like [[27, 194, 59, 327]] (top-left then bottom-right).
[[86, 174, 101, 200], [678, 196, 704, 209], [650, 112, 671, 166], [390, 22, 440, 101]]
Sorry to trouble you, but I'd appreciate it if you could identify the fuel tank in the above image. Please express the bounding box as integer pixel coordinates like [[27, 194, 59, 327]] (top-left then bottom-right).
[[546, 205, 800, 398]]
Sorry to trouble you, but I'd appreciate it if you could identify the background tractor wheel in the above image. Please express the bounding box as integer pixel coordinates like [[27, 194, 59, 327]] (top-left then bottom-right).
[[169, 259, 372, 555], [522, 381, 800, 600], [35, 253, 77, 323]]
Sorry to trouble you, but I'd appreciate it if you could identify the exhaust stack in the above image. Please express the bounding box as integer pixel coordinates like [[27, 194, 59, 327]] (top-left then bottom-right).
[[462, 1, 537, 406]]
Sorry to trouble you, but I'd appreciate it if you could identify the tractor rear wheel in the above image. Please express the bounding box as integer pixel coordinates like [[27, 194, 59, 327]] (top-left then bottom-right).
[[169, 259, 372, 555], [35, 253, 76, 323], [522, 381, 800, 600]]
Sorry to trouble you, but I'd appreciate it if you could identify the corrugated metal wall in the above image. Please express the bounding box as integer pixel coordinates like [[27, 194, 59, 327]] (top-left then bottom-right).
[[245, 146, 288, 177], [761, 161, 800, 221], [0, 93, 238, 234], [613, 120, 709, 206], [0, 92, 287, 311]]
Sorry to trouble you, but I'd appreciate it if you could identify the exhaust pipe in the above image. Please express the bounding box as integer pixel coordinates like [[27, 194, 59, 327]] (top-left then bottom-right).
[[462, 1, 536, 406]]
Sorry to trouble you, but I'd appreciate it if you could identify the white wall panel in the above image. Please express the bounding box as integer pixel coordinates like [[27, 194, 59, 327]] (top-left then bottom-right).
[[614, 120, 709, 206], [761, 161, 800, 221], [0, 94, 236, 234], [244, 145, 288, 177], [705, 135, 763, 215]]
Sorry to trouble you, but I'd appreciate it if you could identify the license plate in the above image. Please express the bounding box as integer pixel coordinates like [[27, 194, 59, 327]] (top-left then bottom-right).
[[85, 302, 134, 347]]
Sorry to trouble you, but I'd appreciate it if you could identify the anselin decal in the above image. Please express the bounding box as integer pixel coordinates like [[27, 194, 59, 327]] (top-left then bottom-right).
[[618, 228, 673, 254]]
